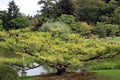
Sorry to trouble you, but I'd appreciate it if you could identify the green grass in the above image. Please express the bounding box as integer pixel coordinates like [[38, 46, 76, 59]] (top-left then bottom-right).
[[107, 37, 120, 43], [96, 69, 120, 80]]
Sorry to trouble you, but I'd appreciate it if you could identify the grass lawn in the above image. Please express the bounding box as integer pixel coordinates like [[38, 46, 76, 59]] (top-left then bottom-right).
[[107, 37, 120, 43], [95, 69, 120, 80]]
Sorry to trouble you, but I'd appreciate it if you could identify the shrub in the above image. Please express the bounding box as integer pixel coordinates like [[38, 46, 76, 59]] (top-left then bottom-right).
[[75, 22, 92, 36], [39, 21, 71, 37], [92, 23, 107, 38], [0, 64, 19, 80], [57, 14, 76, 30], [92, 23, 119, 38], [89, 61, 120, 70], [8, 15, 29, 29]]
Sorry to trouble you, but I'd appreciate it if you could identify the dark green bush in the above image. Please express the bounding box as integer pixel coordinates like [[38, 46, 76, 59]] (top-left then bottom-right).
[[88, 61, 120, 70], [0, 64, 19, 80], [57, 14, 76, 30]]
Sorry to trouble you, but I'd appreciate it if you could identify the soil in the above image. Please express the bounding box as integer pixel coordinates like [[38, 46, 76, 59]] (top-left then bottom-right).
[[37, 72, 100, 80]]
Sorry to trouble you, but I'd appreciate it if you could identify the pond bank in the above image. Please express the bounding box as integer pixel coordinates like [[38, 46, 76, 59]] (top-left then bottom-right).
[[20, 69, 120, 80]]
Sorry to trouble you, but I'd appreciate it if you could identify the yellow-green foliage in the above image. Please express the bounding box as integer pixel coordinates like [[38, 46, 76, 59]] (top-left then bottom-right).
[[76, 22, 92, 35], [0, 57, 23, 66], [0, 19, 3, 30], [0, 30, 120, 71]]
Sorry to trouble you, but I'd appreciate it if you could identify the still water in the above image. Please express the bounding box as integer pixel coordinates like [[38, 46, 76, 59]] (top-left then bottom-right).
[[18, 66, 47, 76]]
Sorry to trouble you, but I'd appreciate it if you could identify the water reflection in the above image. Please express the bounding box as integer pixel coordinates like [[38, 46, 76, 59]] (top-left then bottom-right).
[[18, 66, 47, 76]]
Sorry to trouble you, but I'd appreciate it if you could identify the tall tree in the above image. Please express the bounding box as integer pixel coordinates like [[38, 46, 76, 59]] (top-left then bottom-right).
[[38, 0, 56, 19], [7, 0, 19, 19], [99, 0, 120, 24], [77, 0, 107, 24], [1, 0, 28, 30], [38, 0, 77, 19], [57, 0, 75, 15]]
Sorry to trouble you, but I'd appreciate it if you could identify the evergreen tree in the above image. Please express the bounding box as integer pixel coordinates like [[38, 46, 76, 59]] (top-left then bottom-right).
[[38, 0, 56, 19], [1, 0, 28, 30], [57, 0, 75, 15], [8, 0, 19, 19]]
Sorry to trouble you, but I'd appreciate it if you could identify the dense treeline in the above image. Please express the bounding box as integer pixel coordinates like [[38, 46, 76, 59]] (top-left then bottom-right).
[[35, 0, 120, 38], [0, 0, 120, 38]]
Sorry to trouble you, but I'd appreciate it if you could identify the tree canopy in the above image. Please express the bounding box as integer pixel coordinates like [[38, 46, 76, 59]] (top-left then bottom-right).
[[0, 30, 120, 75]]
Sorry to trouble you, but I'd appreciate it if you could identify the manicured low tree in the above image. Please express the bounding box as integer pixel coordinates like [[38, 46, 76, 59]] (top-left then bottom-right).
[[0, 30, 120, 75]]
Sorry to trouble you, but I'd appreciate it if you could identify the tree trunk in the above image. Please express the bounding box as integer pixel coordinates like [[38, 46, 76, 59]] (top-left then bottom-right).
[[57, 68, 66, 75]]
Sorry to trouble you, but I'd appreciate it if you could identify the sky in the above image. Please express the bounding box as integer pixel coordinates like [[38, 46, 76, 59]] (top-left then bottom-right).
[[0, 0, 40, 16]]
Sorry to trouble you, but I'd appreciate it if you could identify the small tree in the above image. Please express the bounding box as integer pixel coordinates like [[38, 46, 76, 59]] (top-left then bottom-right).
[[75, 22, 92, 36], [57, 14, 76, 30]]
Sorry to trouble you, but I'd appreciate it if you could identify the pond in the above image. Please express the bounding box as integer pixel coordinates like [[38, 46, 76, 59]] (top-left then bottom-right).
[[18, 66, 47, 76]]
